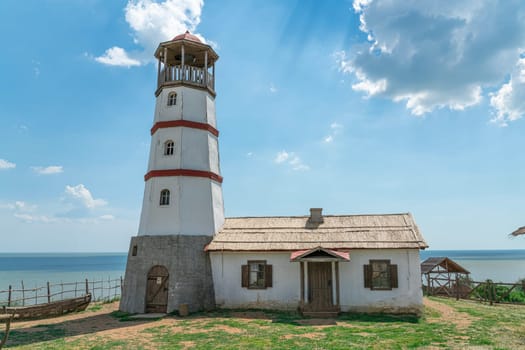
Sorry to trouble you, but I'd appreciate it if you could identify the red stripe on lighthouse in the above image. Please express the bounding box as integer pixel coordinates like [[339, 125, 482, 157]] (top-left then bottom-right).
[[144, 169, 223, 183], [151, 120, 219, 137]]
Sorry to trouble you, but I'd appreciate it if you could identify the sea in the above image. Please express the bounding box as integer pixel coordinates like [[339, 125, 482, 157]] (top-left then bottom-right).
[[0, 250, 524, 299]]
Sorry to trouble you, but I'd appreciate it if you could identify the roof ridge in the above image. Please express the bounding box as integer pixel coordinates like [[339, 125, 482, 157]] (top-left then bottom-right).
[[225, 213, 411, 219]]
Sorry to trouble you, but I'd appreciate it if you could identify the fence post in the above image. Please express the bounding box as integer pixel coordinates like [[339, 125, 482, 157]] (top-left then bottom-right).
[[7, 285, 11, 307], [85, 279, 89, 295], [455, 274, 460, 301], [47, 282, 51, 303], [120, 276, 123, 292], [21, 280, 25, 306]]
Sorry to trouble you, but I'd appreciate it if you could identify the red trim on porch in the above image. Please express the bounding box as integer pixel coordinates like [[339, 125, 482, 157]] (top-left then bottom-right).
[[151, 120, 219, 137], [144, 169, 223, 183]]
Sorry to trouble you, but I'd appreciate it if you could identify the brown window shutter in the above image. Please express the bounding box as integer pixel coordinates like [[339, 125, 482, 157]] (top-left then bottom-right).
[[265, 264, 273, 288], [241, 265, 249, 288], [390, 264, 398, 288], [364, 264, 371, 288]]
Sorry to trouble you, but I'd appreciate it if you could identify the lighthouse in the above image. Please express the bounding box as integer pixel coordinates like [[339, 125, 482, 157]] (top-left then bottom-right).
[[120, 32, 223, 314]]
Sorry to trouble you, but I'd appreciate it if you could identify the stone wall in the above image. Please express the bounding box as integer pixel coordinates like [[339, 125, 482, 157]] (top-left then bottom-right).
[[120, 235, 215, 314]]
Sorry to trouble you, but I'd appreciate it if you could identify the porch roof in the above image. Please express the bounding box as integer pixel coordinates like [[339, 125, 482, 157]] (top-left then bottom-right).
[[206, 213, 428, 251], [290, 247, 350, 261]]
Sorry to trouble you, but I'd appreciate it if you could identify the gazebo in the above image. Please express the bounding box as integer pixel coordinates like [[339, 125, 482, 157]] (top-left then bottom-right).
[[421, 257, 470, 298]]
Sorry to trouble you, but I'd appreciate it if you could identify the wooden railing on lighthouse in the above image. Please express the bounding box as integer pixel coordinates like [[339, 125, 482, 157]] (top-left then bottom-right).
[[158, 65, 215, 92]]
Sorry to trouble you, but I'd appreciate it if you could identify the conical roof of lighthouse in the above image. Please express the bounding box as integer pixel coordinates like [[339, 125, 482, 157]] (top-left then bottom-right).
[[154, 30, 218, 66]]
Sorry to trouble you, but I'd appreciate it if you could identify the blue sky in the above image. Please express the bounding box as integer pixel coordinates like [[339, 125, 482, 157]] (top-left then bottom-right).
[[1, 0, 524, 252]]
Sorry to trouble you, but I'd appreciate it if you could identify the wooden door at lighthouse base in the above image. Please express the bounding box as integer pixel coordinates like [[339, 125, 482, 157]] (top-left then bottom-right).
[[308, 262, 333, 310], [146, 265, 169, 313]]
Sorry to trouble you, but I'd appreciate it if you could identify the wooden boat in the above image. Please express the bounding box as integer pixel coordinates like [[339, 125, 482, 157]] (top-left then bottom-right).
[[1, 293, 91, 320]]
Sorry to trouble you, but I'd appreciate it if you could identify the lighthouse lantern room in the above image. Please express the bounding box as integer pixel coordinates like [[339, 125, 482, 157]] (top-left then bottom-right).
[[120, 32, 222, 314]]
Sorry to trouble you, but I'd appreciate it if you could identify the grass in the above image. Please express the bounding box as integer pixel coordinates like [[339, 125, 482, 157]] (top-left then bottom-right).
[[2, 297, 525, 349]]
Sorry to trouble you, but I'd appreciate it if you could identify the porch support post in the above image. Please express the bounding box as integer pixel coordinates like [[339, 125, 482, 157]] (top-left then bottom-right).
[[331, 261, 337, 306], [300, 261, 304, 307], [335, 261, 340, 307], [304, 261, 308, 304]]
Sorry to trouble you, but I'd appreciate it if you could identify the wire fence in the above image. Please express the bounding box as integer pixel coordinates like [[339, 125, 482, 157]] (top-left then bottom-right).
[[0, 277, 123, 307]]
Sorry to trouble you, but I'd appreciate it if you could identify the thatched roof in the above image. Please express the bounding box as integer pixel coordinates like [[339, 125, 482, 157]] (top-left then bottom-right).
[[510, 226, 525, 237], [420, 257, 470, 274], [206, 213, 428, 251]]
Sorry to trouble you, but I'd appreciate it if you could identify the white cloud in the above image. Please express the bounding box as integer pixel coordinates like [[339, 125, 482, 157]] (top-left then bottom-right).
[[289, 155, 309, 171], [32, 60, 40, 78], [338, 0, 525, 122], [95, 0, 205, 67], [99, 214, 115, 220], [65, 184, 107, 209], [274, 151, 290, 164], [323, 122, 344, 143], [490, 58, 525, 126], [14, 213, 57, 223], [31, 166, 64, 175], [269, 83, 278, 93], [324, 135, 334, 143], [0, 159, 16, 169], [1, 201, 36, 211], [274, 150, 309, 171], [95, 47, 141, 67]]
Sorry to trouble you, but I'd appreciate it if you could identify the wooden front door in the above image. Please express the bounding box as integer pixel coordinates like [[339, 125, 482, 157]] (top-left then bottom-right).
[[308, 262, 333, 310], [146, 265, 169, 313]]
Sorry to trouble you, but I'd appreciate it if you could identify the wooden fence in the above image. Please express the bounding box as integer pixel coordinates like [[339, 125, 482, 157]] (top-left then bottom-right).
[[0, 277, 123, 307], [425, 278, 525, 305]]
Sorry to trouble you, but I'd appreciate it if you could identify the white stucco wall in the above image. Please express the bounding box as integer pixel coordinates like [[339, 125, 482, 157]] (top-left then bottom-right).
[[210, 249, 423, 313], [138, 176, 224, 236], [138, 83, 224, 237], [210, 252, 301, 309], [154, 86, 216, 127], [338, 249, 423, 313]]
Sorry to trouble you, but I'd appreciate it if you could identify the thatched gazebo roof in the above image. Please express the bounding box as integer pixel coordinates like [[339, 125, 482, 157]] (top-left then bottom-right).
[[510, 226, 525, 237], [421, 257, 470, 275]]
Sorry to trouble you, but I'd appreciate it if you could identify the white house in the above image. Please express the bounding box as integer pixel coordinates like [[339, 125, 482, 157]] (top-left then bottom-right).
[[120, 32, 429, 317], [206, 209, 428, 316]]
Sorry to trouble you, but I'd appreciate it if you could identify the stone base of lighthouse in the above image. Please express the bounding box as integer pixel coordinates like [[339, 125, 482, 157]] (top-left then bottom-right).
[[120, 235, 215, 314]]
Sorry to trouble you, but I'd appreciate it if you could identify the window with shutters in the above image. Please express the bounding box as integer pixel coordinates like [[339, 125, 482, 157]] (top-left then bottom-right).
[[241, 261, 272, 289], [363, 260, 398, 290]]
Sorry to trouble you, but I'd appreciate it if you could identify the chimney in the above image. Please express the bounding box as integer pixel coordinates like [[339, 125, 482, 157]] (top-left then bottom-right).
[[309, 208, 324, 224]]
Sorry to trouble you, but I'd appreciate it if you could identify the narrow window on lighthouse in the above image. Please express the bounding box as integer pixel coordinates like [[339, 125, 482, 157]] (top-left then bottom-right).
[[164, 140, 174, 155], [159, 189, 170, 206], [167, 92, 177, 106]]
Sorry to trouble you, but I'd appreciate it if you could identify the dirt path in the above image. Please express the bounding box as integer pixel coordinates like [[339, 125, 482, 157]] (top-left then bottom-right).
[[8, 302, 251, 349], [424, 297, 474, 330]]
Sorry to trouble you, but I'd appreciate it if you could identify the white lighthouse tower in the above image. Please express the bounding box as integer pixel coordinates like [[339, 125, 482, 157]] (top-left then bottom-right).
[[120, 32, 223, 314]]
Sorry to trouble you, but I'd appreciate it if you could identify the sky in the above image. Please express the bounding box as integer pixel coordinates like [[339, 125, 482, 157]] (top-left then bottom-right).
[[1, 0, 524, 252]]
